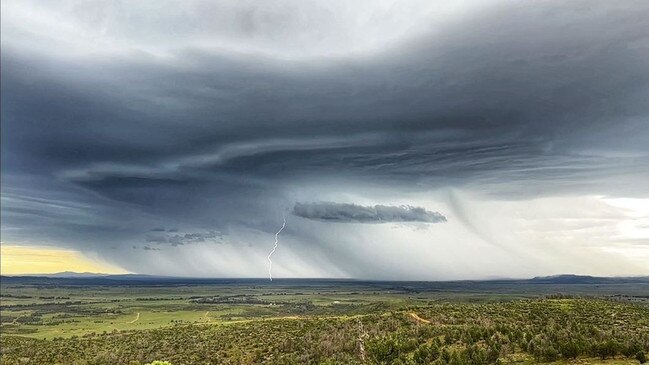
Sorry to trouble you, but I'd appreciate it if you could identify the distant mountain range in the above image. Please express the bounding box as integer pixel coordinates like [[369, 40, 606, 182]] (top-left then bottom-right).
[[6, 272, 174, 279], [2, 272, 648, 284], [528, 274, 649, 284], [31, 271, 111, 278]]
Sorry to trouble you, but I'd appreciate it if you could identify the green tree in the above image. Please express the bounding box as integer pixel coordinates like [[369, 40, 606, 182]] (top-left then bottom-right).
[[594, 340, 620, 360], [559, 341, 580, 359]]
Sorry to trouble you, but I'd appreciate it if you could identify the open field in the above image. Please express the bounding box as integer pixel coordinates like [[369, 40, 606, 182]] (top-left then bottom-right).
[[1, 276, 648, 364]]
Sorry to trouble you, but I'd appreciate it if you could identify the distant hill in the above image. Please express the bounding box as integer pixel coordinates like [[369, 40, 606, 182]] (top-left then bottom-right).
[[37, 271, 110, 278], [528, 274, 649, 284], [4, 272, 171, 279], [1, 272, 173, 282]]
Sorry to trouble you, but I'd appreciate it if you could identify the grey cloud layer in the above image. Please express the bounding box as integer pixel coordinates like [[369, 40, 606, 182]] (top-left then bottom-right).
[[145, 230, 223, 246], [292, 202, 446, 224], [3, 1, 647, 200]]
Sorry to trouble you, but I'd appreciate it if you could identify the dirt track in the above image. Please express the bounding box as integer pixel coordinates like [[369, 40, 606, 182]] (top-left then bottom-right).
[[128, 312, 140, 324], [408, 312, 431, 324]]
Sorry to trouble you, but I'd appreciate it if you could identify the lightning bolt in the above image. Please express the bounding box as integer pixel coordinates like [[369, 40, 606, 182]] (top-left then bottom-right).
[[267, 214, 286, 281]]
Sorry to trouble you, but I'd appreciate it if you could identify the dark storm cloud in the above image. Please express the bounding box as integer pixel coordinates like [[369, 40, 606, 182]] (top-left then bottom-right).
[[1, 0, 649, 276], [292, 202, 447, 224], [146, 230, 223, 246], [3, 1, 647, 201]]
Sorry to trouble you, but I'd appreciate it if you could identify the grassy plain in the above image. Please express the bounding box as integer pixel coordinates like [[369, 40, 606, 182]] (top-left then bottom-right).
[[1, 276, 648, 364]]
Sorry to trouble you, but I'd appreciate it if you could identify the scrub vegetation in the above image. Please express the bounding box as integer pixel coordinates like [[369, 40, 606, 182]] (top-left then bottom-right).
[[1, 277, 648, 364]]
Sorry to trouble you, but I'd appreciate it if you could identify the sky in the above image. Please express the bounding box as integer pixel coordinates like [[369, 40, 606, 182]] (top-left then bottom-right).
[[1, 245, 127, 275], [1, 0, 648, 279]]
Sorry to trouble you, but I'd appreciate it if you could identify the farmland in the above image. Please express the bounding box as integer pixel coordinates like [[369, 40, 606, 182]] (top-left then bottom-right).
[[1, 276, 648, 364]]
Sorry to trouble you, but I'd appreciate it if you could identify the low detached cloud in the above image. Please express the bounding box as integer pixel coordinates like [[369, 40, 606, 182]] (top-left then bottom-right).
[[292, 202, 446, 224], [145, 230, 223, 246]]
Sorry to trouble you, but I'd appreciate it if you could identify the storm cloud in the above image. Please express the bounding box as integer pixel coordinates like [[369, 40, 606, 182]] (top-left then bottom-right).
[[1, 0, 648, 279], [146, 230, 222, 246], [292, 202, 446, 224]]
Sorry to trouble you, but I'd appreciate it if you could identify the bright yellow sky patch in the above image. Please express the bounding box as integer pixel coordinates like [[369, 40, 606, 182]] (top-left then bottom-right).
[[1, 245, 128, 275]]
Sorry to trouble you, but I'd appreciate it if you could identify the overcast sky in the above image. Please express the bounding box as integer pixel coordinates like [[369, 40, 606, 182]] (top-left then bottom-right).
[[2, 0, 648, 279]]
